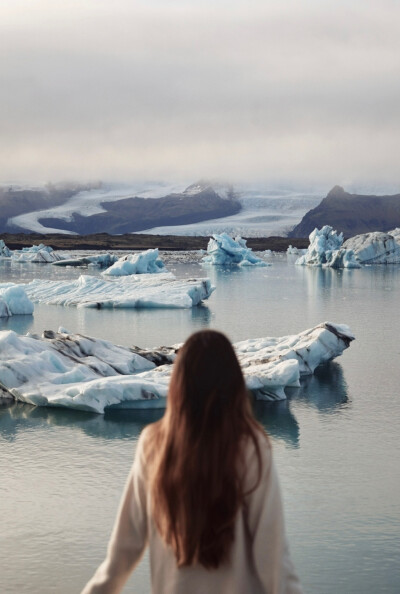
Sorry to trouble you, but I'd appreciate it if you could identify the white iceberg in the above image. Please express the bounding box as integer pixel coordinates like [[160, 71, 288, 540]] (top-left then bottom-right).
[[286, 245, 306, 255], [0, 239, 12, 258], [203, 233, 269, 266], [12, 243, 64, 263], [343, 231, 400, 264], [21, 273, 214, 309], [0, 322, 354, 413], [103, 249, 165, 276], [296, 226, 360, 268], [0, 285, 34, 316], [52, 253, 118, 268]]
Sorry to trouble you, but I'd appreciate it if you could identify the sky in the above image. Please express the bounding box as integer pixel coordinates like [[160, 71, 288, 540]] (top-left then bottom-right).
[[1, 0, 399, 187]]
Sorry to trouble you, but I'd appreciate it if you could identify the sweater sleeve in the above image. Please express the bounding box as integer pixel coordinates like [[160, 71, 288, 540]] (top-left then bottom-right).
[[81, 434, 149, 594], [246, 442, 303, 594]]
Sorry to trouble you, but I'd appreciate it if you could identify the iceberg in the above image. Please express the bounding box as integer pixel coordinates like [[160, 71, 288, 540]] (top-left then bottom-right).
[[0, 322, 354, 413], [343, 231, 400, 264], [103, 249, 165, 276], [12, 243, 64, 263], [0, 239, 12, 258], [21, 273, 214, 309], [296, 226, 360, 268], [0, 285, 34, 316], [203, 233, 269, 266], [52, 253, 118, 268], [286, 245, 306, 255]]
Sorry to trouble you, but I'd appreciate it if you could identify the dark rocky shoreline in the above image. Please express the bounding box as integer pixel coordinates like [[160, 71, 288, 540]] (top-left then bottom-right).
[[0, 232, 309, 252]]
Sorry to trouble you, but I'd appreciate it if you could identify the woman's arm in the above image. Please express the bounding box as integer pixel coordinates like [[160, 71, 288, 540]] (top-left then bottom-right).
[[81, 437, 148, 594], [246, 442, 303, 594]]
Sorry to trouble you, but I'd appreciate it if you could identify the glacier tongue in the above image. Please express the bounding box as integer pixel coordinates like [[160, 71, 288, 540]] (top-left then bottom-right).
[[0, 322, 354, 413]]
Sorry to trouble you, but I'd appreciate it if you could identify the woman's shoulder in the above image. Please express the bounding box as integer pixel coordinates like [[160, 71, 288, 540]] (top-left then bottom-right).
[[241, 427, 273, 487]]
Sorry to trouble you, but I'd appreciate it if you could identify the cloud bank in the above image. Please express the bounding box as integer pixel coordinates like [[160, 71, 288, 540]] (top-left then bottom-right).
[[1, 0, 399, 186]]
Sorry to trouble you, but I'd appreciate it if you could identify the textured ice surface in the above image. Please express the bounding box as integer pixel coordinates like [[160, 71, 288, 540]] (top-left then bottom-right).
[[0, 322, 354, 412], [286, 245, 306, 255], [12, 244, 64, 263], [52, 253, 118, 268], [203, 233, 269, 266], [0, 285, 34, 316], [296, 226, 360, 268], [0, 240, 12, 258], [103, 249, 165, 276], [21, 273, 214, 309], [343, 231, 400, 264]]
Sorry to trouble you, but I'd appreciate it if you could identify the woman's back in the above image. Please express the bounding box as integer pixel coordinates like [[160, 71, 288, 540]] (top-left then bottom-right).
[[81, 330, 303, 594]]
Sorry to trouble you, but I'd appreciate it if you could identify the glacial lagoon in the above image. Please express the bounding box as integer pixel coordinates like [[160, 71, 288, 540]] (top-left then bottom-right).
[[1, 253, 400, 593]]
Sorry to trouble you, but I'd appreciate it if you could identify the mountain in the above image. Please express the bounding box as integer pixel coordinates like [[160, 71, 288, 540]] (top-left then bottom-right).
[[0, 182, 100, 233], [4, 181, 241, 235], [289, 186, 400, 238]]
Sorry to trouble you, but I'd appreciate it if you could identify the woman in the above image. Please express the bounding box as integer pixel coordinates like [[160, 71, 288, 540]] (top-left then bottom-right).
[[82, 330, 303, 593]]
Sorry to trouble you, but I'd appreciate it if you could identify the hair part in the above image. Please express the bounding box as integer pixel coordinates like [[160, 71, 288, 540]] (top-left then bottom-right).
[[147, 330, 265, 569]]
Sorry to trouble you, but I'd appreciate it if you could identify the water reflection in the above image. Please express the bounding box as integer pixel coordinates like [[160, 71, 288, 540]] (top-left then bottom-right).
[[253, 399, 300, 448], [0, 314, 34, 335], [296, 361, 349, 413]]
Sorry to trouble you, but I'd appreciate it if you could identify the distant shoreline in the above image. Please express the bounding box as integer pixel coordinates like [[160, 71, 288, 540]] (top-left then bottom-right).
[[1, 232, 309, 252]]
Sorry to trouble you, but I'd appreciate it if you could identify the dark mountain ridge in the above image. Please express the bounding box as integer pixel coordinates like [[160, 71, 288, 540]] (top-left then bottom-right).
[[289, 186, 400, 238]]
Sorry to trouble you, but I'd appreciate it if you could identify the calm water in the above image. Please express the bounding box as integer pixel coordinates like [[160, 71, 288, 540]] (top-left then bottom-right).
[[1, 254, 400, 593]]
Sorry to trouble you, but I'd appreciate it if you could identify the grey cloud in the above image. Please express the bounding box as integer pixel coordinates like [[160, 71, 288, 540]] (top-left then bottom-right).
[[0, 0, 399, 185]]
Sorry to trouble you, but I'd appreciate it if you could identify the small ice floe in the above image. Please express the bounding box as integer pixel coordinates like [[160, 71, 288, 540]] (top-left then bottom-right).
[[286, 245, 306, 256], [20, 273, 214, 309], [12, 244, 64, 263], [296, 226, 360, 268], [343, 231, 400, 264], [52, 253, 118, 268], [202, 233, 269, 266], [0, 239, 12, 258], [103, 249, 165, 276], [0, 322, 354, 413], [0, 285, 34, 317]]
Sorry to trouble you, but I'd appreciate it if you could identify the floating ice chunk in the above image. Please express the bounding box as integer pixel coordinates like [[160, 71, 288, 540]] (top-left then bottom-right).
[[12, 243, 64, 263], [0, 322, 354, 412], [296, 226, 360, 268], [52, 253, 118, 268], [343, 231, 400, 264], [0, 285, 34, 315], [203, 233, 269, 266], [21, 273, 214, 309], [0, 239, 12, 258], [103, 249, 165, 276], [286, 245, 306, 255]]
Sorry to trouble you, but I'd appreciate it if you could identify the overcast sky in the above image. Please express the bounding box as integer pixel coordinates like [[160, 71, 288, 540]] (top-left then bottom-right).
[[1, 0, 399, 187]]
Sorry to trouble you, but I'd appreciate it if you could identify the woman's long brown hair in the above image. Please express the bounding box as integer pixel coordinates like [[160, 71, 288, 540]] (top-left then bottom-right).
[[147, 329, 264, 569]]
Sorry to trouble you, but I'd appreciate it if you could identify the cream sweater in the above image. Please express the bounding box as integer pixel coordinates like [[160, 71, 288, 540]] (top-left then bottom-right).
[[81, 428, 303, 594]]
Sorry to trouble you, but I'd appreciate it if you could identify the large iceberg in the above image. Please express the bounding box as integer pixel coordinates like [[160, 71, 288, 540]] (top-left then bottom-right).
[[12, 243, 64, 263], [296, 226, 360, 268], [343, 231, 400, 264], [21, 273, 214, 309], [52, 253, 118, 268], [0, 322, 354, 413], [103, 249, 165, 276], [203, 233, 269, 266], [0, 285, 34, 317], [0, 239, 12, 258]]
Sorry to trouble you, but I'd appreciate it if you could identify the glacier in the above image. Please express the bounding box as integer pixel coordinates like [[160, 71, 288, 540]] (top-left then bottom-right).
[[103, 249, 165, 276], [343, 230, 400, 264], [202, 233, 269, 266], [20, 273, 214, 309], [0, 322, 354, 413], [296, 226, 360, 268], [0, 286, 34, 317]]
